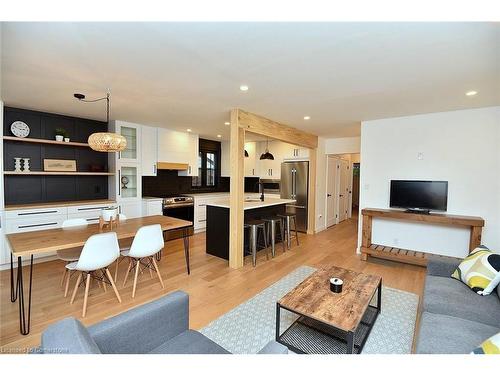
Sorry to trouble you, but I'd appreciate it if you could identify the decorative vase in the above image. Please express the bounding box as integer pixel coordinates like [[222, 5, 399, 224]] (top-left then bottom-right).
[[55, 135, 64, 142], [14, 158, 22, 172], [23, 158, 30, 172], [101, 207, 118, 222], [64, 137, 70, 142]]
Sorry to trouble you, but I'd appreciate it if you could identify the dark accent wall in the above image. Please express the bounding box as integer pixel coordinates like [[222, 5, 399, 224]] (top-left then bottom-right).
[[3, 107, 109, 205], [142, 170, 230, 196]]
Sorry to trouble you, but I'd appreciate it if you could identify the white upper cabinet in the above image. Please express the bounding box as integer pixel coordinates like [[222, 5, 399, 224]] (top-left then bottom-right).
[[221, 141, 230, 177], [141, 125, 158, 176], [157, 128, 199, 176], [112, 121, 141, 163]]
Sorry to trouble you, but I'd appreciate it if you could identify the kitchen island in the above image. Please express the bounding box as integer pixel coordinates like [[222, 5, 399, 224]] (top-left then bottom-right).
[[205, 197, 295, 260]]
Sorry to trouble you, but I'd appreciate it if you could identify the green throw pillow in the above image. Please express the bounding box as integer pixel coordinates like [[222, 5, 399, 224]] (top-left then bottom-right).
[[471, 332, 500, 354], [451, 246, 500, 295]]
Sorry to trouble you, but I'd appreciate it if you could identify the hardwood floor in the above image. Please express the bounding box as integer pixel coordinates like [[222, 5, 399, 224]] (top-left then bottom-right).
[[0, 215, 426, 351]]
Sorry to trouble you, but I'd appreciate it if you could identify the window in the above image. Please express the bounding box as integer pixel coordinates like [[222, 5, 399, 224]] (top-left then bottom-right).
[[192, 139, 220, 188]]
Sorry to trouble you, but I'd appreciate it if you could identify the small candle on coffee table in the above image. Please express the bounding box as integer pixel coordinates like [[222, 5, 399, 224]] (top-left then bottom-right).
[[330, 277, 343, 293]]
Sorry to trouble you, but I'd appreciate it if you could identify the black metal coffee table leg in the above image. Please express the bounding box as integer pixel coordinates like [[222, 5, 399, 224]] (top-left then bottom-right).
[[377, 280, 382, 313], [346, 331, 354, 354], [16, 255, 34, 335], [275, 303, 281, 341], [183, 227, 190, 275], [10, 253, 19, 302]]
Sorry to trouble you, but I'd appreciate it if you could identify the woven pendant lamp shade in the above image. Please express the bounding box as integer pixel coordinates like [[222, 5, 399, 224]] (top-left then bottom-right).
[[88, 132, 127, 152]]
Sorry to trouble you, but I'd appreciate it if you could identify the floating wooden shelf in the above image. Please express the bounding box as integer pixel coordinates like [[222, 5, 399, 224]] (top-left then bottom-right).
[[3, 136, 89, 147], [4, 171, 114, 176], [360, 208, 485, 267]]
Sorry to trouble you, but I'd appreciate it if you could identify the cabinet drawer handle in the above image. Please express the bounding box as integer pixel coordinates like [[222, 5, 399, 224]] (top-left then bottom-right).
[[198, 204, 206, 207], [18, 210, 58, 216], [198, 219, 206, 223], [18, 222, 58, 229], [86, 218, 100, 222], [77, 207, 106, 211]]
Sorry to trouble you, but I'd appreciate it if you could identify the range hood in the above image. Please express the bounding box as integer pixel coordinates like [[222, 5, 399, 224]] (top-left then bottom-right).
[[157, 162, 189, 171]]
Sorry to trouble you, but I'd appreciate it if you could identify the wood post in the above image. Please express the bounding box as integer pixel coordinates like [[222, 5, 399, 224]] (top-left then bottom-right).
[[469, 226, 482, 251], [229, 109, 245, 269]]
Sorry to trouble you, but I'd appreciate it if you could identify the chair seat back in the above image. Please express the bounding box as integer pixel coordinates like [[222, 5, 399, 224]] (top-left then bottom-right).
[[76, 232, 120, 272], [128, 224, 164, 258]]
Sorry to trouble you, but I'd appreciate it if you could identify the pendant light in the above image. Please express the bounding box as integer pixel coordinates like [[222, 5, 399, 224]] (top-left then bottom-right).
[[74, 92, 127, 152], [259, 138, 274, 160], [244, 149, 249, 157]]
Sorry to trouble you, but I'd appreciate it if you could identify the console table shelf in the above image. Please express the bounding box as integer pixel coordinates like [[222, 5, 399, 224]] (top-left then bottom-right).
[[360, 208, 484, 267]]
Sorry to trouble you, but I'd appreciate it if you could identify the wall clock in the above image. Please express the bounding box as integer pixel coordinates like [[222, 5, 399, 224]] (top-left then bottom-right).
[[11, 121, 30, 138]]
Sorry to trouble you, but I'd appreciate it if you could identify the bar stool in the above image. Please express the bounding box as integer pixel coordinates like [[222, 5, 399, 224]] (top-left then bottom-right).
[[244, 219, 270, 267], [278, 213, 300, 249], [263, 216, 286, 257]]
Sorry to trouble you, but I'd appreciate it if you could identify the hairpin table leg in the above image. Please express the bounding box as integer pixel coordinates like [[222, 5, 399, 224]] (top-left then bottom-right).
[[17, 255, 34, 335], [183, 227, 190, 275]]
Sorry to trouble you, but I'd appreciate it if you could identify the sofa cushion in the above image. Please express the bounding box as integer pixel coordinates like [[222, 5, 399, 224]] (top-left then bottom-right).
[[451, 247, 500, 295], [416, 311, 499, 354], [41, 318, 101, 354], [149, 330, 230, 354], [423, 275, 500, 327]]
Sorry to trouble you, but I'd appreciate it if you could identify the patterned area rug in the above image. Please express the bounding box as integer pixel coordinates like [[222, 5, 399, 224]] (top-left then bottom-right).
[[200, 266, 419, 354]]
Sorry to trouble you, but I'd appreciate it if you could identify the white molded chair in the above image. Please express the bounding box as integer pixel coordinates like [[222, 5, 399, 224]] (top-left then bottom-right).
[[113, 214, 129, 280], [58, 218, 88, 295], [122, 224, 165, 298], [68, 232, 122, 317]]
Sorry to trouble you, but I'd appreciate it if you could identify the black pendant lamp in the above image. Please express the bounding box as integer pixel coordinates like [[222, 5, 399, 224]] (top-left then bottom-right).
[[244, 149, 249, 157], [259, 138, 274, 160]]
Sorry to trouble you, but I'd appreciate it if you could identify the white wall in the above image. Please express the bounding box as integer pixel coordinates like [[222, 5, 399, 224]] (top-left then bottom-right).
[[358, 106, 500, 257], [315, 137, 327, 232], [325, 136, 360, 155]]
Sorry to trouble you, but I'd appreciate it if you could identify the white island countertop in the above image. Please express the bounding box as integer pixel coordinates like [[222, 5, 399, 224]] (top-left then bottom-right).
[[206, 197, 296, 210]]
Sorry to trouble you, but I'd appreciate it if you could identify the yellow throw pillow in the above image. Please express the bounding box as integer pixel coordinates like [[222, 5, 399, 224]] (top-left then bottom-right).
[[471, 332, 500, 354], [451, 246, 500, 295]]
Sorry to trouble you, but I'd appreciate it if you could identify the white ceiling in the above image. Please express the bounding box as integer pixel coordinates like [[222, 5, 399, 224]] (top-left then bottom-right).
[[1, 22, 499, 140]]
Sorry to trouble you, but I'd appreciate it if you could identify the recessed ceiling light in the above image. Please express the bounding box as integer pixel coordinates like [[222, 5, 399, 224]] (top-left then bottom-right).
[[187, 129, 192, 132], [224, 122, 230, 126], [465, 90, 478, 96], [303, 116, 311, 120], [217, 134, 222, 138], [239, 85, 249, 92]]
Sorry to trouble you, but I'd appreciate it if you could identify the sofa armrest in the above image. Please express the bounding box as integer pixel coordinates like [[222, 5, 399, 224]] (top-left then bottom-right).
[[88, 290, 189, 354], [426, 255, 462, 277], [41, 318, 101, 354], [257, 341, 289, 354]]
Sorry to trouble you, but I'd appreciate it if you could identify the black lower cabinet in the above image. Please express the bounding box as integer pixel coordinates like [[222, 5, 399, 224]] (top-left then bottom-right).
[[206, 204, 286, 260]]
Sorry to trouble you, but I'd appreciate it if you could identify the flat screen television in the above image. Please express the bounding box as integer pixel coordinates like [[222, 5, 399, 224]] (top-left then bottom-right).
[[390, 180, 448, 213]]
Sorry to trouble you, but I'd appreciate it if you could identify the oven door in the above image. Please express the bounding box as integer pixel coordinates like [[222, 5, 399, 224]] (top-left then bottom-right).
[[163, 205, 194, 241]]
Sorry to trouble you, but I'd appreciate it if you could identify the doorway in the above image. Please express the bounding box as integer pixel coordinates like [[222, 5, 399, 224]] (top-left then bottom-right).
[[326, 153, 359, 227]]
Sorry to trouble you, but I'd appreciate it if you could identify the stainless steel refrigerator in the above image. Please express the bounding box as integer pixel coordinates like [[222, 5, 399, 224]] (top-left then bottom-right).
[[280, 161, 309, 232]]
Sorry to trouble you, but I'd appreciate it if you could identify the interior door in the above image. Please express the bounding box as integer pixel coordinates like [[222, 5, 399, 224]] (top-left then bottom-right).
[[326, 157, 338, 227], [338, 159, 350, 222]]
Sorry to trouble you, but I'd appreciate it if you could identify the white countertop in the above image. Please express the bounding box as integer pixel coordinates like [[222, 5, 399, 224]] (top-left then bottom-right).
[[206, 197, 296, 210]]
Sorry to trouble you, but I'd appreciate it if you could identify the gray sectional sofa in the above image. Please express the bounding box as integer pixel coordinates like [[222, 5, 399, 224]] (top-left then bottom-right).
[[41, 290, 287, 354], [416, 255, 500, 353]]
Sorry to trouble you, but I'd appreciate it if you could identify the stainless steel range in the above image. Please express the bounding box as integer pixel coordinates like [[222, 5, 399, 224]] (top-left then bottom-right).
[[162, 196, 194, 240]]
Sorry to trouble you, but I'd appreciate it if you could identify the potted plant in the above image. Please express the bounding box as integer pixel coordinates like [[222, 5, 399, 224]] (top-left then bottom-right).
[[54, 128, 68, 142]]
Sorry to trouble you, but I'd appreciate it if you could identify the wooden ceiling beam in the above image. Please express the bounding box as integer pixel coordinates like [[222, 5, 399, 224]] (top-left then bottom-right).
[[237, 109, 318, 149]]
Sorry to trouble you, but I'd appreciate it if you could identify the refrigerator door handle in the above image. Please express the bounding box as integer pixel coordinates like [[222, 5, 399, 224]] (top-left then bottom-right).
[[292, 169, 296, 198]]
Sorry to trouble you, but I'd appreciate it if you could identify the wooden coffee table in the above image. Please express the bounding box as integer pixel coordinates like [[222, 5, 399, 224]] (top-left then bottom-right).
[[276, 266, 382, 354]]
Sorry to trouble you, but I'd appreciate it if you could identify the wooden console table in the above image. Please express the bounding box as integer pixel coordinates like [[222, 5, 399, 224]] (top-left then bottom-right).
[[360, 208, 484, 267]]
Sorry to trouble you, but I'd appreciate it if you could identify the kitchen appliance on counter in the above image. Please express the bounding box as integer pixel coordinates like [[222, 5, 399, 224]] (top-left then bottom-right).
[[162, 195, 194, 240], [281, 161, 309, 232]]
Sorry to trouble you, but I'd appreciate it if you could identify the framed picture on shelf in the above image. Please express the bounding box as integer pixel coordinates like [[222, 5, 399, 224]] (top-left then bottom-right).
[[43, 159, 77, 172]]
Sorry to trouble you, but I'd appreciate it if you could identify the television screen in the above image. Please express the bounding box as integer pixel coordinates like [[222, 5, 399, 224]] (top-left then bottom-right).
[[390, 180, 448, 211]]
